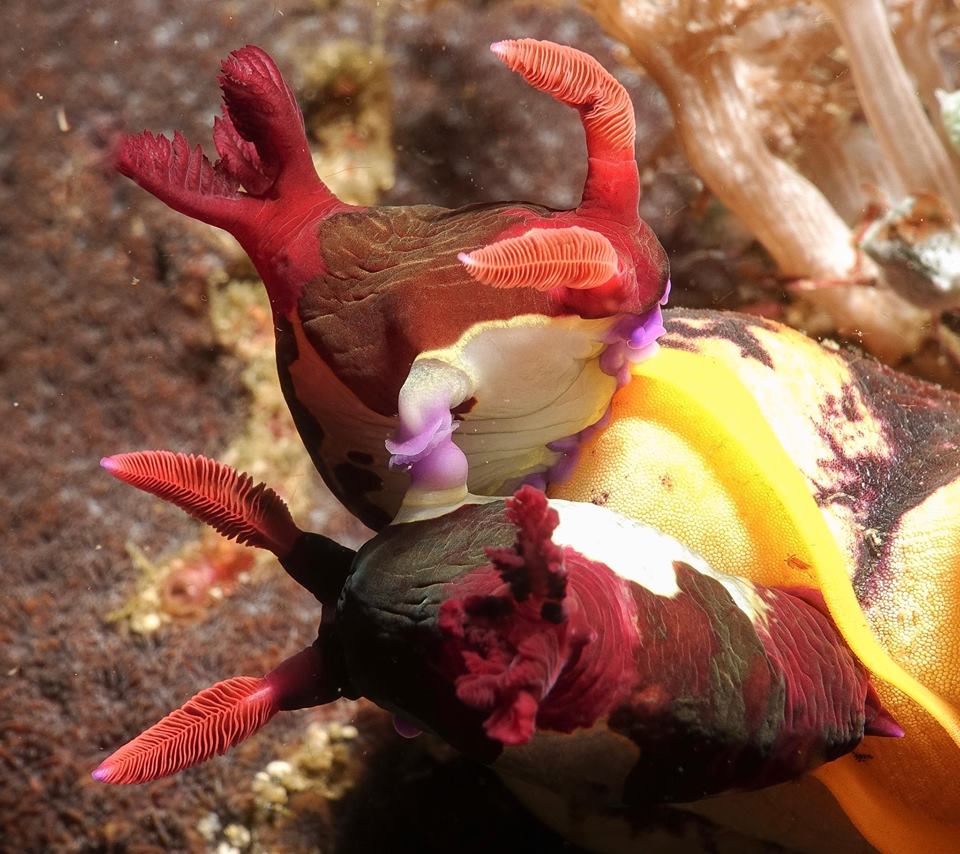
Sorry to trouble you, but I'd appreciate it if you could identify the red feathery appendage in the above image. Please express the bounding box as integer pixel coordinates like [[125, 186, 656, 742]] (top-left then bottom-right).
[[458, 226, 619, 292], [116, 45, 341, 250], [92, 676, 278, 784], [439, 487, 583, 744], [439, 487, 639, 745], [213, 108, 274, 195], [114, 130, 258, 232], [101, 451, 301, 558], [217, 45, 319, 196], [491, 39, 635, 160], [487, 484, 568, 608]]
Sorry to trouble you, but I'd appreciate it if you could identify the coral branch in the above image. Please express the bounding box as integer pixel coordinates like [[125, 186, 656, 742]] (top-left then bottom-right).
[[817, 0, 960, 216], [890, 0, 958, 168], [459, 226, 620, 291], [101, 451, 301, 558], [92, 677, 278, 784]]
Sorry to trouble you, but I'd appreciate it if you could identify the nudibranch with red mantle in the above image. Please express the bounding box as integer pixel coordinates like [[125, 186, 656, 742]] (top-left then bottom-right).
[[115, 40, 669, 529], [92, 453, 900, 815]]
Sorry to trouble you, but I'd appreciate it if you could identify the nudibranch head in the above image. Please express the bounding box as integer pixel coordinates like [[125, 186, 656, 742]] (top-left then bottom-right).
[[116, 39, 669, 530], [94, 455, 898, 808]]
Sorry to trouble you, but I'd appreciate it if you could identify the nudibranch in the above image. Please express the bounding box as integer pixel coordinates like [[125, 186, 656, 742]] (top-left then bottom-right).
[[93, 452, 900, 812], [115, 40, 668, 529], [552, 308, 960, 852]]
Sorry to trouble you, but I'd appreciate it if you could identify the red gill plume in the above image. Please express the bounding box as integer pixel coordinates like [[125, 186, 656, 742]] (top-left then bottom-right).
[[439, 487, 639, 745], [488, 484, 568, 611], [217, 45, 316, 196], [92, 676, 278, 785], [114, 129, 252, 231], [101, 451, 301, 558], [212, 108, 274, 196]]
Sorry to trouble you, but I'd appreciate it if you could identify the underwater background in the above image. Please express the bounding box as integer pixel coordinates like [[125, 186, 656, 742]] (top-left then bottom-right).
[[5, 0, 960, 851]]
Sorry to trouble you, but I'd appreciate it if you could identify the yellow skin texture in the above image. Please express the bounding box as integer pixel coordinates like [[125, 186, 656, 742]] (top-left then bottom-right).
[[550, 311, 960, 853]]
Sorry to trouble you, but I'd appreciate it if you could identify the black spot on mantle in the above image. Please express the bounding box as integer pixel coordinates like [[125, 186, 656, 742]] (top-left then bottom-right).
[[662, 309, 777, 369]]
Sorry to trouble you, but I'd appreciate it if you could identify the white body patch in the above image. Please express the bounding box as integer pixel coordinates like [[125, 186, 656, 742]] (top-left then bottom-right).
[[548, 499, 769, 624], [413, 314, 619, 496]]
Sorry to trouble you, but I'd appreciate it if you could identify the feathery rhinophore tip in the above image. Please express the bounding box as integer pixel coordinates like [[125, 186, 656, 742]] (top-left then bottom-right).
[[114, 130, 258, 233], [101, 451, 301, 557], [213, 110, 275, 195], [93, 676, 278, 784], [459, 226, 619, 291], [490, 38, 635, 159]]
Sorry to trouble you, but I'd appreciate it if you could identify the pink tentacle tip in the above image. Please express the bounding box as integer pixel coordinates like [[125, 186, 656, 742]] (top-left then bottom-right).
[[99, 455, 119, 473]]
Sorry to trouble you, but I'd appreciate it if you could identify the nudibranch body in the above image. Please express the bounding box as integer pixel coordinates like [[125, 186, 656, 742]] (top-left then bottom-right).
[[553, 308, 960, 852], [93, 455, 898, 816], [116, 40, 669, 529]]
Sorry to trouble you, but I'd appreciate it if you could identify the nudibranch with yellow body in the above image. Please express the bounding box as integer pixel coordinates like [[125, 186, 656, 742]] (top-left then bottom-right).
[[104, 36, 960, 854], [115, 39, 668, 530], [553, 309, 960, 852]]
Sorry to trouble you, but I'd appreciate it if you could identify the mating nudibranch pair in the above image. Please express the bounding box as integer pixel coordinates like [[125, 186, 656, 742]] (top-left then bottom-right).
[[98, 39, 960, 853]]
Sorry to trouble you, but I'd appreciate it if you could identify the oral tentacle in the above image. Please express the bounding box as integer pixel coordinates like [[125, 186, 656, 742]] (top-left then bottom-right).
[[458, 226, 622, 292], [490, 38, 639, 220], [387, 360, 474, 515]]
